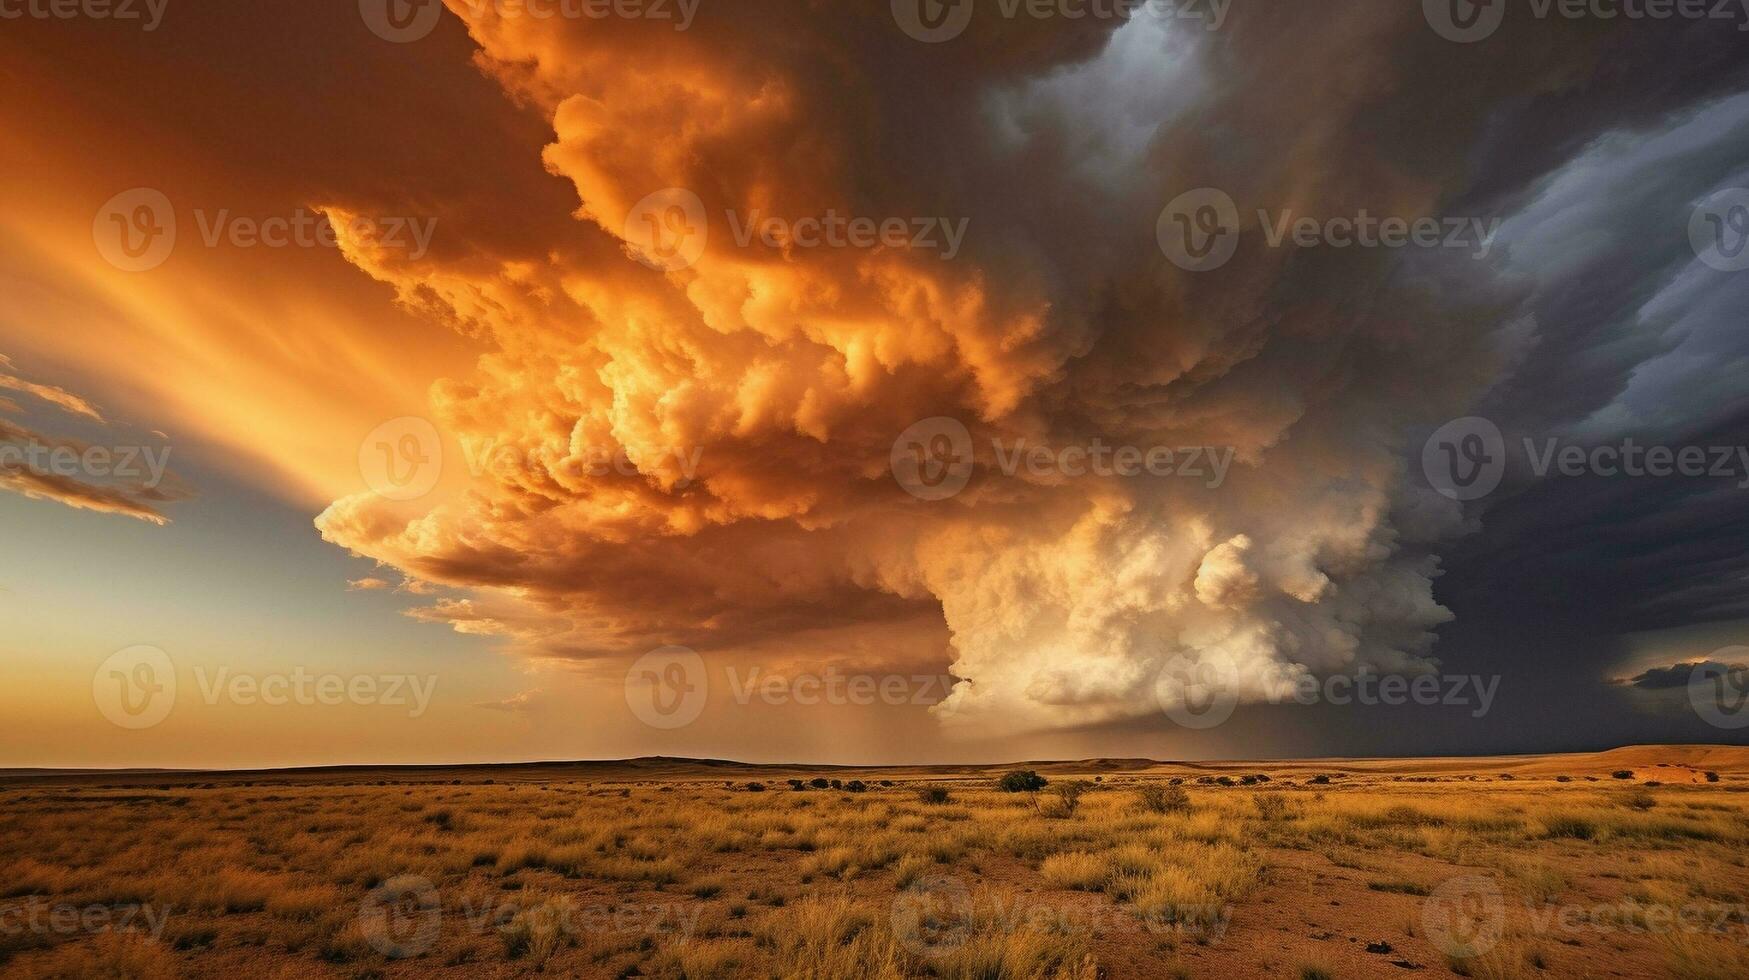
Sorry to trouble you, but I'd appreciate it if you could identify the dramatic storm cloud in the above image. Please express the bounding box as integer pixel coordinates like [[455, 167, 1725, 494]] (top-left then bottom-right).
[[297, 2, 1749, 737]]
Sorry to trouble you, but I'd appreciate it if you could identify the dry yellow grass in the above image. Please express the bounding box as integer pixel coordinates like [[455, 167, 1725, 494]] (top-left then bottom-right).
[[1, 757, 1746, 976]]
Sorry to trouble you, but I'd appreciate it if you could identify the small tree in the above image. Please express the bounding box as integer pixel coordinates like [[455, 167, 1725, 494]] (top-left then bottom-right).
[[999, 770, 1048, 793], [1612, 770, 1634, 780], [810, 777, 829, 789], [844, 780, 867, 793]]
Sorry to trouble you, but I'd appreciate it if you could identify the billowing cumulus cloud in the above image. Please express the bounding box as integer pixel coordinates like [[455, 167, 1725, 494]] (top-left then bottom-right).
[[311, 3, 1749, 735]]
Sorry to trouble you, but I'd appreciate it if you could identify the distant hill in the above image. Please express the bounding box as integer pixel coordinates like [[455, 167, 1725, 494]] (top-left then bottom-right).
[[3, 744, 1746, 788]]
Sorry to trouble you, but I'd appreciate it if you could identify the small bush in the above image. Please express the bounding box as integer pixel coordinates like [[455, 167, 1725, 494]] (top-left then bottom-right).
[[1625, 791, 1656, 810], [746, 782, 766, 792], [788, 779, 805, 791], [1612, 770, 1635, 780], [1040, 780, 1092, 817], [1040, 851, 1107, 890], [1545, 815, 1597, 840], [917, 786, 951, 805], [810, 778, 829, 789], [1705, 771, 1720, 783], [1136, 784, 1191, 815], [1254, 793, 1288, 821], [844, 780, 867, 793], [999, 770, 1049, 793]]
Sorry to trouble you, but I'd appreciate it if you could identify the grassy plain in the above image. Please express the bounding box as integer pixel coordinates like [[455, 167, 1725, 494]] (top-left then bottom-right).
[[2, 746, 1747, 978]]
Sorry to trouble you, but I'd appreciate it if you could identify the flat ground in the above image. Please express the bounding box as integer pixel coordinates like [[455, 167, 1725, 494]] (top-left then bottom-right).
[[3, 745, 1749, 978]]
